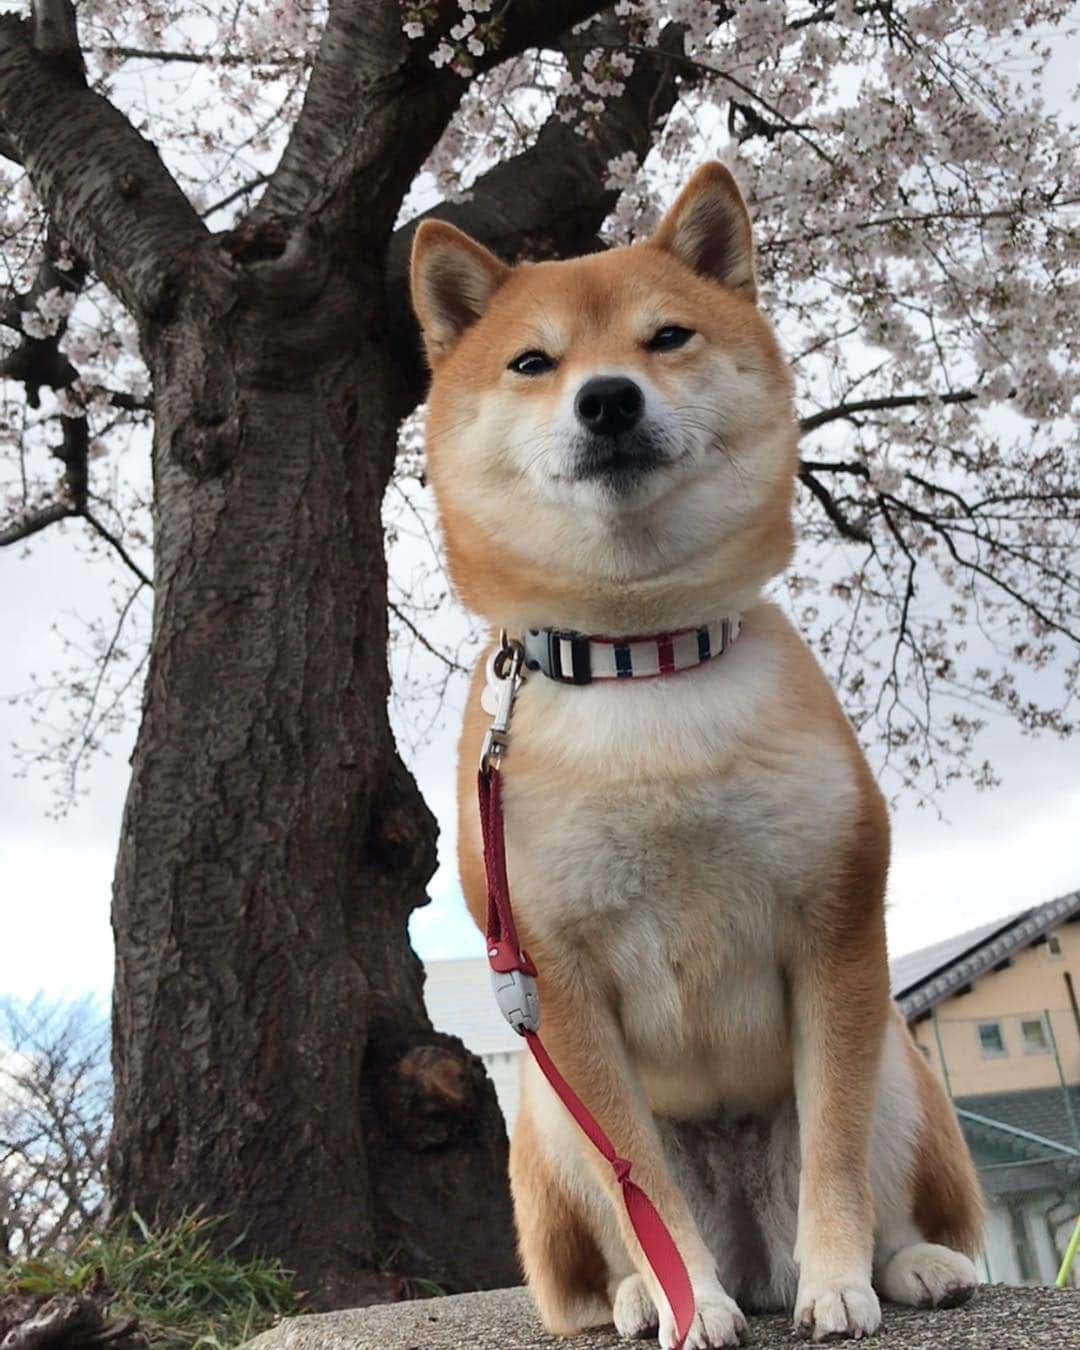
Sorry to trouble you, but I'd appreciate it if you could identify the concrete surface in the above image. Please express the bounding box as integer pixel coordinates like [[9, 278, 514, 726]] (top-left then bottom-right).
[[243, 1282, 1079, 1349]]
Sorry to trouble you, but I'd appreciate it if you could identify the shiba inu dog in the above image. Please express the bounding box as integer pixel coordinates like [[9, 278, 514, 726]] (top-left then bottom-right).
[[410, 164, 983, 1348]]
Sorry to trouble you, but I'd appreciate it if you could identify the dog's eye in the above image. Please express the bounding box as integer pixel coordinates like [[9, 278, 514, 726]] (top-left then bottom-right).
[[647, 325, 695, 352], [508, 350, 556, 376]]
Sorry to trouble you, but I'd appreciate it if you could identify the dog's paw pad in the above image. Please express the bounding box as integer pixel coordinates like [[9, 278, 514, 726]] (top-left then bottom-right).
[[879, 1243, 978, 1310], [794, 1277, 880, 1341]]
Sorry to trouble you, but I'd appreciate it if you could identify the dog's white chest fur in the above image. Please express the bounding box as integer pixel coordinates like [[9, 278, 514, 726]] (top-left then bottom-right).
[[496, 606, 860, 1119]]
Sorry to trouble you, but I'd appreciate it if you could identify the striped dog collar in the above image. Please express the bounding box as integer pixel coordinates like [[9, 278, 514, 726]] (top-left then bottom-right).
[[520, 618, 741, 685]]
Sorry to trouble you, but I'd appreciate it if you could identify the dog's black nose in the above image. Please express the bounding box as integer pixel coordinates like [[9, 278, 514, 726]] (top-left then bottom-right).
[[575, 376, 644, 437]]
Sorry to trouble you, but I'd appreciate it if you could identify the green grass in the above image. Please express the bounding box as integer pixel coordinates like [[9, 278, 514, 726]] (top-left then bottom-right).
[[1, 1212, 303, 1348]]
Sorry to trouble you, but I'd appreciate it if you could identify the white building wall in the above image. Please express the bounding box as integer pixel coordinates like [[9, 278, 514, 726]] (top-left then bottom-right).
[[1025, 1197, 1060, 1284], [984, 1204, 1020, 1284], [981, 1192, 1080, 1287], [482, 1048, 524, 1131]]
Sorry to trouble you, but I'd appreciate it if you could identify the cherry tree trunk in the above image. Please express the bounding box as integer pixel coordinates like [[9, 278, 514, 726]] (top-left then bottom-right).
[[108, 227, 515, 1306]]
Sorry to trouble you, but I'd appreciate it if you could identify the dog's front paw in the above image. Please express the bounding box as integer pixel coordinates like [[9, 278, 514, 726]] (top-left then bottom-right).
[[613, 1273, 658, 1340], [794, 1275, 880, 1341], [659, 1283, 747, 1349]]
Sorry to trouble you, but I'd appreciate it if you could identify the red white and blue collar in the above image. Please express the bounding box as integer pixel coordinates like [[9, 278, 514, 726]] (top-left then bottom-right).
[[519, 617, 741, 686]]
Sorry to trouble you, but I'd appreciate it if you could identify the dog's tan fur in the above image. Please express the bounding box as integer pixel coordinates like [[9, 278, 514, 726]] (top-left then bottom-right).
[[412, 164, 983, 1348]]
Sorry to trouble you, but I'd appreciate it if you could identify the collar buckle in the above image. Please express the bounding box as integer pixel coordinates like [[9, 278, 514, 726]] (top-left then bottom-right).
[[544, 629, 592, 684]]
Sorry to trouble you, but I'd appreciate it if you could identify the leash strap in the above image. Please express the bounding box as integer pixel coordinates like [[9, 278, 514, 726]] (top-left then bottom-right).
[[478, 767, 695, 1349]]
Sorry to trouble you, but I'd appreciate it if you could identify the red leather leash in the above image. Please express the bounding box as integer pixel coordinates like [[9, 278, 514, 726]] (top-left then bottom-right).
[[478, 764, 695, 1349]]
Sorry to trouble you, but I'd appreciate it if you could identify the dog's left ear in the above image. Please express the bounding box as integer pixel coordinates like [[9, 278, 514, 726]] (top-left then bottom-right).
[[410, 220, 510, 361], [650, 163, 756, 302]]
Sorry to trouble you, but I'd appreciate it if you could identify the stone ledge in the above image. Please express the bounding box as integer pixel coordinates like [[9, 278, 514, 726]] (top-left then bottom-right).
[[243, 1282, 1078, 1349]]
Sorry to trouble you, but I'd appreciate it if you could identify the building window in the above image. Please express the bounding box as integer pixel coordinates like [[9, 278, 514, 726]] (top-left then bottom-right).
[[1021, 1017, 1050, 1054], [978, 1021, 1007, 1058], [1047, 934, 1063, 958]]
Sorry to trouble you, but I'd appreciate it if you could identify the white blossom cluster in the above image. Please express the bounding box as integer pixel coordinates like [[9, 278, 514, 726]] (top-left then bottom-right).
[[402, 0, 494, 74], [581, 46, 635, 111], [20, 286, 76, 340]]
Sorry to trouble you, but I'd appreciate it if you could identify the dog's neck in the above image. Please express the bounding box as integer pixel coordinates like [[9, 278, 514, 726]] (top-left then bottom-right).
[[492, 575, 765, 642], [446, 499, 790, 639]]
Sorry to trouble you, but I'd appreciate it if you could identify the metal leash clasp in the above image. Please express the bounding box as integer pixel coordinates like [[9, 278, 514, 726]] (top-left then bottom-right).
[[479, 630, 524, 776], [490, 963, 540, 1035]]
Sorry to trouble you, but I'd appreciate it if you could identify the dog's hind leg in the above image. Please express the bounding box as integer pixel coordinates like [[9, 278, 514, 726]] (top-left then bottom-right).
[[871, 1012, 982, 1309], [510, 1091, 617, 1334]]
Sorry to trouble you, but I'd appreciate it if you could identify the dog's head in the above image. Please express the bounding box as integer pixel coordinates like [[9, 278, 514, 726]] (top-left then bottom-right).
[[410, 164, 798, 632]]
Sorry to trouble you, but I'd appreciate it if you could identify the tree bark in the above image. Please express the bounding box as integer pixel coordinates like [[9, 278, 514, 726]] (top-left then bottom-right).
[[108, 221, 515, 1306], [0, 15, 207, 315]]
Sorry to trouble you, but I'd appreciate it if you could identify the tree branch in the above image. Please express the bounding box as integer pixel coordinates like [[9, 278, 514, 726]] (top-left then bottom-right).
[[94, 47, 298, 68], [97, 386, 152, 415], [82, 510, 152, 588], [0, 225, 151, 569], [0, 497, 73, 545], [30, 0, 83, 78], [0, 407, 86, 545], [0, 222, 150, 557], [880, 488, 1080, 644], [65, 583, 149, 800], [799, 388, 982, 435], [200, 173, 271, 220], [0, 224, 85, 406], [255, 1, 610, 233], [389, 600, 467, 676], [797, 465, 871, 543], [384, 18, 692, 417], [0, 12, 206, 318], [582, 33, 836, 167], [1, 490, 152, 588], [795, 451, 1080, 643]]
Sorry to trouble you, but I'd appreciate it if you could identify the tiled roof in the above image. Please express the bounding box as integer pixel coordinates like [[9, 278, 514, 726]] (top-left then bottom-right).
[[424, 957, 524, 1058], [889, 914, 1024, 997], [889, 889, 1080, 1020], [956, 1085, 1080, 1156]]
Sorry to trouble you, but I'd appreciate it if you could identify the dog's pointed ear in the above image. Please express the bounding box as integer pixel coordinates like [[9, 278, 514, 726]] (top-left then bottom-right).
[[650, 163, 756, 301], [410, 220, 510, 360]]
